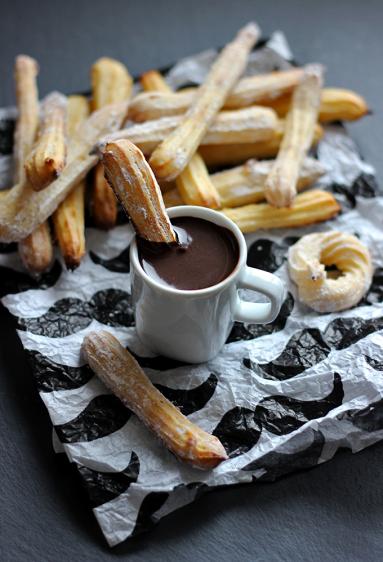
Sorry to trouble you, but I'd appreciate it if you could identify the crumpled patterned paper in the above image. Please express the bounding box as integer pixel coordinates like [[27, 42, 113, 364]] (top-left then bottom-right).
[[1, 32, 382, 547]]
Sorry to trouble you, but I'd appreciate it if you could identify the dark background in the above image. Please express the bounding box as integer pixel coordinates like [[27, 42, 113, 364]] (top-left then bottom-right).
[[0, 1, 382, 560]]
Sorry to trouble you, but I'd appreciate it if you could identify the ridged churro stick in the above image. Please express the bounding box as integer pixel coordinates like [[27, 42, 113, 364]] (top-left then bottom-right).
[[13, 55, 39, 183], [149, 22, 260, 180], [52, 96, 89, 269], [91, 57, 133, 229], [14, 55, 54, 275], [0, 102, 128, 243], [164, 156, 326, 208], [223, 190, 340, 233], [130, 68, 303, 122], [199, 121, 323, 167], [260, 87, 369, 122], [24, 91, 67, 191], [141, 70, 220, 208], [82, 331, 228, 470], [101, 139, 177, 243], [103, 106, 277, 154], [265, 65, 324, 208]]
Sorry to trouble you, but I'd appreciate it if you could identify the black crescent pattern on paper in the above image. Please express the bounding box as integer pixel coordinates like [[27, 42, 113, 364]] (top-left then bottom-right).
[[55, 395, 132, 443], [77, 452, 140, 507], [89, 246, 130, 273], [17, 289, 135, 336], [0, 260, 62, 298], [253, 373, 344, 435], [213, 407, 262, 457], [227, 293, 294, 342], [242, 429, 326, 478], [337, 400, 383, 433], [155, 373, 218, 416], [244, 315, 383, 381], [25, 350, 94, 392], [331, 172, 378, 208]]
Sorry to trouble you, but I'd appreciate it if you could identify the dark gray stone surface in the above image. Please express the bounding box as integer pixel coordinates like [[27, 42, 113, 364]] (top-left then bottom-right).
[[0, 1, 382, 560]]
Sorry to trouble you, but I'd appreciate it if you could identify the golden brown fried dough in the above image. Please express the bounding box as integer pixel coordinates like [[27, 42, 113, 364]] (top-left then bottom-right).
[[82, 331, 228, 469], [101, 139, 177, 243], [53, 95, 89, 269], [223, 189, 340, 233], [24, 92, 67, 191], [149, 22, 260, 180], [265, 65, 324, 207], [91, 57, 133, 229]]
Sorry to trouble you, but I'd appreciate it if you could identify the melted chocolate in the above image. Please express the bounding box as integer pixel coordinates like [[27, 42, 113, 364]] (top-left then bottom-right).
[[137, 217, 239, 290]]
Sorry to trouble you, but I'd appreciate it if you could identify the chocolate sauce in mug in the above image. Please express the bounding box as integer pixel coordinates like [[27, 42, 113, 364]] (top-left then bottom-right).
[[137, 217, 239, 290]]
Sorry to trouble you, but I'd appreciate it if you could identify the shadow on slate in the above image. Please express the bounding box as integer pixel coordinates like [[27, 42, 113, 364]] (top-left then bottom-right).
[[55, 394, 131, 443], [77, 452, 140, 507], [0, 117, 14, 154], [0, 260, 62, 298], [242, 429, 325, 479], [338, 398, 383, 433], [17, 288, 135, 337], [227, 293, 294, 343], [253, 372, 344, 435], [129, 349, 189, 371], [89, 246, 131, 273], [155, 373, 218, 416], [25, 349, 94, 392]]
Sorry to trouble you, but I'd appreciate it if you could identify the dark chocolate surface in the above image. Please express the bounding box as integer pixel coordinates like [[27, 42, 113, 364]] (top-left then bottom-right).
[[0, 1, 382, 561], [138, 217, 239, 290]]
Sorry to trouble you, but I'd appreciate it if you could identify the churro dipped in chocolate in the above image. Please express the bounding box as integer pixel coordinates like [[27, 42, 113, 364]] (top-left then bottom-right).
[[91, 57, 133, 229], [223, 190, 340, 233], [14, 55, 54, 275], [141, 70, 220, 208], [149, 22, 260, 180], [104, 106, 278, 154], [265, 65, 324, 207], [82, 331, 228, 469], [101, 139, 177, 243], [53, 95, 89, 269], [24, 91, 67, 191]]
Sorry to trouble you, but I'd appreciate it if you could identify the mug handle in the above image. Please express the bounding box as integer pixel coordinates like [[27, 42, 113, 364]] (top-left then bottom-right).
[[233, 266, 285, 324]]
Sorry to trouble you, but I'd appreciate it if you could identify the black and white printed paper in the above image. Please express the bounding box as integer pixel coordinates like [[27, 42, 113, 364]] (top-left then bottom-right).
[[1, 33, 382, 547]]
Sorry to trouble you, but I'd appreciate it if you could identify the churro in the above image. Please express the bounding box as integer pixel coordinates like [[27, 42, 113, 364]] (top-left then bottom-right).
[[82, 331, 227, 469], [223, 190, 340, 233], [104, 107, 278, 154], [199, 121, 323, 167], [149, 23, 260, 180], [130, 68, 303, 122], [24, 92, 67, 190], [0, 102, 128, 243], [288, 231, 373, 312], [91, 57, 133, 229], [140, 70, 172, 93], [141, 70, 220, 208], [101, 139, 177, 243], [18, 222, 53, 275], [53, 95, 89, 269], [265, 65, 324, 207]]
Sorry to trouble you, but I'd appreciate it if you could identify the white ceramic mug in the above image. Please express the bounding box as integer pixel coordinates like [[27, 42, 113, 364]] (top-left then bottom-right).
[[130, 206, 285, 363]]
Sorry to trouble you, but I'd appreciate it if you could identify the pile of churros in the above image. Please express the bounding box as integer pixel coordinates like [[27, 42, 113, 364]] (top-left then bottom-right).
[[0, 22, 369, 275], [2, 22, 373, 469]]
